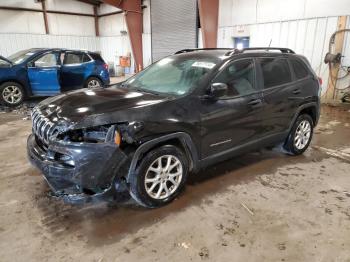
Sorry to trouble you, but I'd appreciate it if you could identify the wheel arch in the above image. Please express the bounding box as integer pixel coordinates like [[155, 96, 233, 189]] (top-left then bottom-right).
[[126, 132, 200, 182], [85, 75, 104, 86], [288, 102, 319, 132]]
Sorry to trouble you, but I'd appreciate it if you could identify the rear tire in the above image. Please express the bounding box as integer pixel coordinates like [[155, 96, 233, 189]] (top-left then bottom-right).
[[85, 77, 103, 88], [283, 114, 314, 155], [0, 82, 25, 107], [129, 145, 189, 208]]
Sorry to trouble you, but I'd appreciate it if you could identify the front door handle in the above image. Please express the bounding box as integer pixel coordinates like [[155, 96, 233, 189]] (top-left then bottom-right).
[[248, 98, 262, 106], [293, 89, 301, 95]]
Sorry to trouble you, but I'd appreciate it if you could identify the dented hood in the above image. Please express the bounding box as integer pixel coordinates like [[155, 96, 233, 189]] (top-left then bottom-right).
[[36, 87, 169, 129]]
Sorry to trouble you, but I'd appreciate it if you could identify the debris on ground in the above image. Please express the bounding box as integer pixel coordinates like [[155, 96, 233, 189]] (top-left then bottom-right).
[[198, 247, 209, 259], [0, 100, 40, 118], [241, 203, 254, 216], [180, 242, 190, 249], [278, 243, 286, 250]]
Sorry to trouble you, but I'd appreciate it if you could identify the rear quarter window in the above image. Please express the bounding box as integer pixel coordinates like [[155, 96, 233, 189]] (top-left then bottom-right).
[[89, 53, 105, 63], [290, 58, 310, 79], [260, 58, 292, 88]]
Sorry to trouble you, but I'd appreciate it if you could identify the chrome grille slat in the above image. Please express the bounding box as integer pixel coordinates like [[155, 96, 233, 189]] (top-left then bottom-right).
[[31, 108, 57, 144]]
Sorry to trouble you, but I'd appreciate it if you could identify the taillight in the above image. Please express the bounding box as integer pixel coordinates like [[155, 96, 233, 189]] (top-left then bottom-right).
[[318, 77, 322, 86], [103, 63, 108, 70]]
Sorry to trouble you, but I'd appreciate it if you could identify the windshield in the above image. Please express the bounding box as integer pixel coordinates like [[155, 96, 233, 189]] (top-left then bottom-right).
[[7, 50, 36, 64], [124, 56, 218, 96]]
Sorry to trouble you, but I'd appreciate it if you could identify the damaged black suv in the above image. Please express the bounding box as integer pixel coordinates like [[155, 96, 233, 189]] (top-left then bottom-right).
[[27, 47, 320, 208]]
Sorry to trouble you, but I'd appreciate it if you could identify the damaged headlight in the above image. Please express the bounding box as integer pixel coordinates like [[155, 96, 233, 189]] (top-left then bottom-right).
[[57, 125, 118, 144], [56, 122, 144, 146]]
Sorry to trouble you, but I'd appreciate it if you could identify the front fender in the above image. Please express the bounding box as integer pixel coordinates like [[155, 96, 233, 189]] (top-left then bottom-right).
[[126, 132, 200, 181]]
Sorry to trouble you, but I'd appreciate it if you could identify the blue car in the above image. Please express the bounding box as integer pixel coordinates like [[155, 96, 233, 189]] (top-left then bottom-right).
[[0, 48, 110, 106]]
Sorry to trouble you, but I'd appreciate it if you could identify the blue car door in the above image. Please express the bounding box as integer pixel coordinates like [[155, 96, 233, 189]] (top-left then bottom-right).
[[60, 52, 93, 92], [27, 52, 61, 96]]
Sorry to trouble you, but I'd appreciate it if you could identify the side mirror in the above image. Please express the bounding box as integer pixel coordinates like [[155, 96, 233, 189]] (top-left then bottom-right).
[[209, 83, 228, 98]]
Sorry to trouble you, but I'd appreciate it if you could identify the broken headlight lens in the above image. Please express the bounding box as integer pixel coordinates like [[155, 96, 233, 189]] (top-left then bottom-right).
[[57, 125, 116, 144]]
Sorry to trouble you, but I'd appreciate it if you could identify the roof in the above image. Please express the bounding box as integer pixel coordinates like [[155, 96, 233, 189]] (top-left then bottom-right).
[[173, 47, 298, 62], [25, 48, 98, 54]]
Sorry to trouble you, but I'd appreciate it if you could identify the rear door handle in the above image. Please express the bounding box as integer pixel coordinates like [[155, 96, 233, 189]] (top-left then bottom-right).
[[293, 89, 301, 95], [248, 98, 262, 106]]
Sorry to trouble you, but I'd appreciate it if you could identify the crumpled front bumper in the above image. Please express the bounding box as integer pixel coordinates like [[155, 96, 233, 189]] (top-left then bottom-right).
[[27, 134, 128, 204]]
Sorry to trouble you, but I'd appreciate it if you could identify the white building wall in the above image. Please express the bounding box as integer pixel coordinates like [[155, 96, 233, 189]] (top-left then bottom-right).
[[98, 1, 152, 68], [0, 10, 45, 34], [219, 0, 350, 26], [0, 34, 100, 58], [0, 0, 153, 70], [218, 0, 350, 97]]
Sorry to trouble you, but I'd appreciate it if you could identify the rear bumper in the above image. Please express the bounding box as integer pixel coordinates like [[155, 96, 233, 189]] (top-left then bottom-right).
[[100, 70, 110, 85], [27, 134, 128, 204]]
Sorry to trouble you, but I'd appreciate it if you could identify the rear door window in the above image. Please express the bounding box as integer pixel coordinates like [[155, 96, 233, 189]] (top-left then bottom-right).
[[290, 58, 309, 79], [259, 58, 292, 88]]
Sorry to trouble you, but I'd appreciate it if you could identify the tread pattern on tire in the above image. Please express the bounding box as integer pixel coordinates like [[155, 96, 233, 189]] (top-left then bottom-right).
[[128, 145, 189, 208], [283, 114, 314, 156]]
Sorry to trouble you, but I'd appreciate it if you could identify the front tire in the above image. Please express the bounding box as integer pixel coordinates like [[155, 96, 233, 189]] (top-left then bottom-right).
[[284, 114, 314, 155], [0, 82, 25, 107], [85, 77, 103, 88], [129, 145, 189, 208]]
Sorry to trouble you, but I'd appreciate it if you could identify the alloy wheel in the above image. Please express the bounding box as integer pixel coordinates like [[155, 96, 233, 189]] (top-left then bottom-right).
[[144, 155, 183, 200], [87, 79, 101, 88], [294, 120, 311, 150], [2, 86, 22, 104]]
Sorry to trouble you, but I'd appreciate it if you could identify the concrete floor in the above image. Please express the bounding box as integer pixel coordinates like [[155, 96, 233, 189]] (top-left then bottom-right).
[[0, 104, 350, 262]]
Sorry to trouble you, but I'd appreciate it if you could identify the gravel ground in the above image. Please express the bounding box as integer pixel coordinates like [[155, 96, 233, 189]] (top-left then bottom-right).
[[0, 104, 349, 262]]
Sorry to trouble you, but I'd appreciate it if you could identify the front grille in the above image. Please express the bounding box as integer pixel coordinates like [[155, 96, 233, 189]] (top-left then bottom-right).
[[31, 108, 59, 144], [35, 134, 48, 152]]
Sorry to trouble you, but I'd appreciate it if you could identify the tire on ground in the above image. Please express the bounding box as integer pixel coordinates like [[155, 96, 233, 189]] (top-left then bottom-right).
[[0, 82, 25, 107], [85, 77, 103, 88], [283, 114, 314, 155], [128, 145, 189, 208]]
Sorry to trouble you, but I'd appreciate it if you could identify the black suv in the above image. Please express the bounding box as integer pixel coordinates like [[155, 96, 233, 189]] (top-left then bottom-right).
[[27, 47, 320, 208]]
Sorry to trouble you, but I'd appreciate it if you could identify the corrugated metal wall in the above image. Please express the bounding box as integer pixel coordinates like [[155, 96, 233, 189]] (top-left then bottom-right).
[[151, 0, 197, 62], [217, 16, 350, 97], [0, 34, 100, 57]]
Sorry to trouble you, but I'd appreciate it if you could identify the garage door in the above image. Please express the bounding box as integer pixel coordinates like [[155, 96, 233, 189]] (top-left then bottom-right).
[[151, 0, 197, 62]]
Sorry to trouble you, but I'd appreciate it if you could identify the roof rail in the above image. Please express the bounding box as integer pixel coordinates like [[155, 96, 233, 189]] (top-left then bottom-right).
[[175, 48, 232, 55], [225, 47, 295, 56]]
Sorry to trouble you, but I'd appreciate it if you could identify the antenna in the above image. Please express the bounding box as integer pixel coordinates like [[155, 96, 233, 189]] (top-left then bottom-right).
[[268, 39, 272, 48]]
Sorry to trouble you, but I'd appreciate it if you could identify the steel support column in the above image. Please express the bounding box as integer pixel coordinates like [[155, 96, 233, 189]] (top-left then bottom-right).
[[42, 0, 49, 34], [103, 0, 143, 72], [198, 0, 219, 48], [93, 6, 99, 36]]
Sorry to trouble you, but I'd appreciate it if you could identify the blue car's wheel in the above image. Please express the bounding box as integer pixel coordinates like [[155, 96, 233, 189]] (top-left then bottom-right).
[[85, 77, 103, 89], [0, 82, 25, 107]]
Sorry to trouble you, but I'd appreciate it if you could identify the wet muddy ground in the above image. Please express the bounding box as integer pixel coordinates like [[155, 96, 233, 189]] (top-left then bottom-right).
[[0, 104, 350, 262]]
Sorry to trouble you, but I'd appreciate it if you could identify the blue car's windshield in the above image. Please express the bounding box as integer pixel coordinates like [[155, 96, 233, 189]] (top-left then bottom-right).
[[7, 50, 36, 64], [124, 56, 219, 96]]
